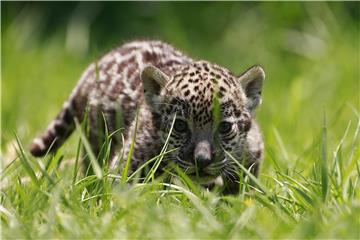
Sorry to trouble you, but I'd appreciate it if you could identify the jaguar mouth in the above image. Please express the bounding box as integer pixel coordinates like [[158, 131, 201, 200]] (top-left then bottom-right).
[[187, 173, 219, 185], [175, 156, 226, 184]]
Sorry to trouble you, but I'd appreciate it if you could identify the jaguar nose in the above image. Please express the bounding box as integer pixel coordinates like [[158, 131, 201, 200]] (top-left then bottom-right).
[[194, 140, 214, 170], [195, 155, 212, 169]]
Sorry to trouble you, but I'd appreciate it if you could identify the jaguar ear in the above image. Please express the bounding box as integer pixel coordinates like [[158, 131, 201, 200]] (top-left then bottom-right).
[[238, 65, 265, 111], [141, 65, 169, 106]]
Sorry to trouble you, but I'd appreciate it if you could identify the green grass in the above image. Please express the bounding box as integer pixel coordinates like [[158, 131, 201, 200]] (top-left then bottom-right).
[[2, 2, 359, 239]]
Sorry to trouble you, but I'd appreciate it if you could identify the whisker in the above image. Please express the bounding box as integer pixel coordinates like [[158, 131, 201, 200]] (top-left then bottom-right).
[[210, 158, 227, 167], [224, 169, 236, 180], [176, 156, 193, 167], [178, 162, 193, 170], [161, 155, 196, 171], [222, 170, 233, 183], [222, 165, 239, 180]]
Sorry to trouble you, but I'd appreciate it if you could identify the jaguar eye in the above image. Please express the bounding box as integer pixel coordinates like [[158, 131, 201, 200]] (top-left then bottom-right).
[[174, 119, 188, 132], [218, 121, 232, 134]]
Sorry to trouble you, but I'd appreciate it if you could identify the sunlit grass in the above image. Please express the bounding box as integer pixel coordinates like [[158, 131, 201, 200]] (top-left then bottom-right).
[[2, 2, 359, 239], [2, 112, 359, 238]]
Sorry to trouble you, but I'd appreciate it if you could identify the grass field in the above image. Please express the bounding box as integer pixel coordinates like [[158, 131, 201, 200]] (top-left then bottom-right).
[[2, 2, 359, 239]]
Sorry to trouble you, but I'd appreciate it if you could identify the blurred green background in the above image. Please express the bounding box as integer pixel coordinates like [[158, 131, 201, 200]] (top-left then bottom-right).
[[2, 2, 359, 169]]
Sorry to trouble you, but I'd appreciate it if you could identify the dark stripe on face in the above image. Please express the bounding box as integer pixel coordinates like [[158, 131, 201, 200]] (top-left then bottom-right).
[[221, 133, 237, 143]]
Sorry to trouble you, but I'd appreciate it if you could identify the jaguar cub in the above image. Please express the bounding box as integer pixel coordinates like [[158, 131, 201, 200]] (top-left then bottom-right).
[[30, 40, 265, 193]]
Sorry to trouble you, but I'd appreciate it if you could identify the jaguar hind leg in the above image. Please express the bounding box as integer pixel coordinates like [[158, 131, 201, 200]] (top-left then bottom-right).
[[82, 105, 122, 175]]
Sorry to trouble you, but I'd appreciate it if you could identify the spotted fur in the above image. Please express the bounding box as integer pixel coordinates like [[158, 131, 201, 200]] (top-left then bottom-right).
[[30, 40, 265, 193]]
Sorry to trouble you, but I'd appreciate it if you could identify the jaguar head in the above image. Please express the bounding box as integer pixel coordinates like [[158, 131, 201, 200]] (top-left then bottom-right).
[[141, 61, 264, 183]]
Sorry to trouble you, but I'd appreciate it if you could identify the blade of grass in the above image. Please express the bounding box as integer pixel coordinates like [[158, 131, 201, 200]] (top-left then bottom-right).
[[321, 113, 328, 202], [74, 118, 102, 179], [13, 133, 39, 187], [135, 182, 221, 229], [273, 127, 289, 161], [167, 164, 202, 197], [121, 106, 140, 183], [72, 137, 82, 185], [127, 148, 178, 182], [332, 120, 351, 177], [228, 205, 255, 239], [266, 147, 282, 173], [143, 113, 177, 184], [224, 150, 266, 194]]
